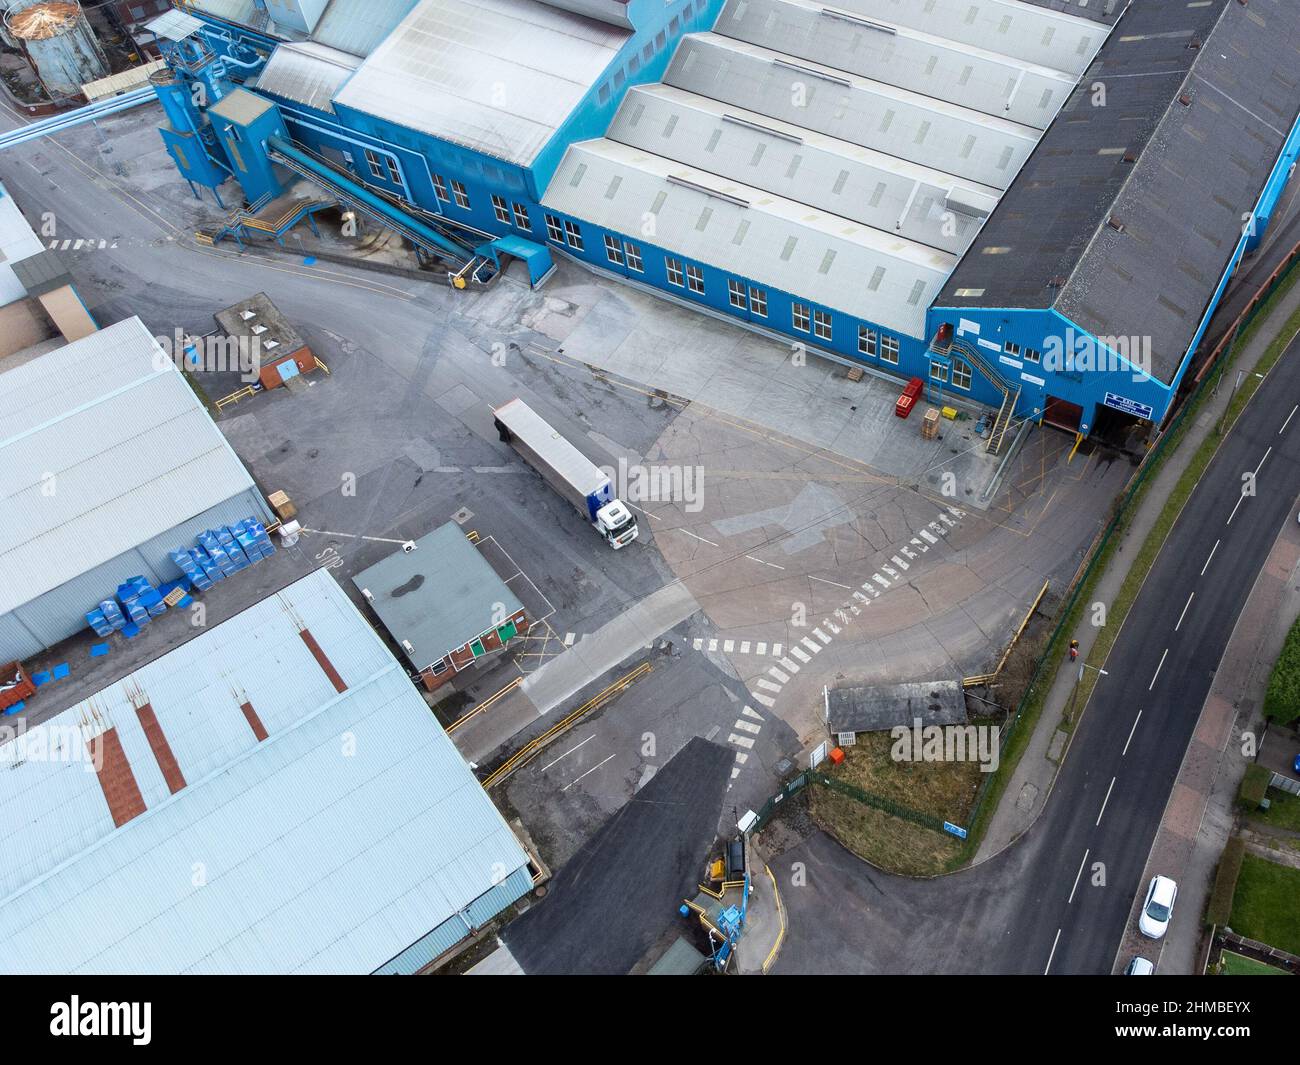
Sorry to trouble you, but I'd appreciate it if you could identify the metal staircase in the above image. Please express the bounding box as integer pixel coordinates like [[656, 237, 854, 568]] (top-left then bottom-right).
[[929, 332, 1021, 455], [196, 190, 337, 248]]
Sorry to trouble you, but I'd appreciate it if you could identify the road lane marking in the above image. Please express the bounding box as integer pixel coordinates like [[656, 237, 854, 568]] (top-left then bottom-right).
[[540, 735, 594, 773], [757, 678, 781, 692], [1045, 929, 1062, 975], [1175, 592, 1195, 632], [679, 529, 719, 547], [1096, 776, 1116, 826], [790, 646, 811, 663], [813, 628, 831, 645], [1068, 848, 1090, 905], [800, 637, 821, 654], [752, 693, 776, 708], [810, 575, 851, 590], [1254, 446, 1272, 476], [742, 706, 764, 721], [1201, 539, 1219, 575], [740, 641, 751, 654], [769, 666, 789, 683], [746, 554, 785, 570], [1123, 710, 1142, 757], [728, 733, 756, 749], [920, 529, 938, 544], [780, 657, 799, 673], [724, 640, 735, 653], [1282, 405, 1297, 434], [561, 753, 616, 791], [733, 719, 762, 735], [1227, 493, 1246, 525], [1149, 648, 1168, 690]]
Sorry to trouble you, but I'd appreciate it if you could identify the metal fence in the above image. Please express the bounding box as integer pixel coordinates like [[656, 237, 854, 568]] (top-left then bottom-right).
[[1270, 772, 1300, 797], [749, 770, 947, 835]]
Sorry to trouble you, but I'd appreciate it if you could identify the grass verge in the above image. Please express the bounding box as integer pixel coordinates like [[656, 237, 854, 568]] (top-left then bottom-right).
[[1218, 950, 1289, 976], [1251, 787, 1300, 833], [1229, 854, 1300, 955], [954, 263, 1300, 868], [810, 786, 961, 877]]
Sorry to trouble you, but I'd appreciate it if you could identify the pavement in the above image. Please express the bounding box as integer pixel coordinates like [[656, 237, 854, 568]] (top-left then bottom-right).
[[1115, 500, 1300, 974], [977, 274, 1300, 863]]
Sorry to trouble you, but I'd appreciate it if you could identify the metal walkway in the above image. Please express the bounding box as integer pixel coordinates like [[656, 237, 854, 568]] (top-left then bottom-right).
[[0, 87, 156, 153]]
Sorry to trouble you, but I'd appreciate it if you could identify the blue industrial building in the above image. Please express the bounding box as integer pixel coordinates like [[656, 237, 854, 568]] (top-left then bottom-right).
[[147, 0, 1300, 444]]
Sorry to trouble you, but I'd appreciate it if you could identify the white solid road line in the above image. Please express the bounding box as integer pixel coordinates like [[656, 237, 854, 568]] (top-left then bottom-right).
[[1175, 591, 1195, 632], [746, 554, 785, 570], [1045, 929, 1062, 975], [1201, 539, 1219, 576], [1096, 776, 1116, 827], [809, 575, 851, 590], [1123, 710, 1142, 757], [679, 529, 719, 547], [1149, 648, 1168, 690], [1281, 404, 1297, 434], [561, 753, 616, 792], [540, 734, 594, 773], [1068, 848, 1090, 905]]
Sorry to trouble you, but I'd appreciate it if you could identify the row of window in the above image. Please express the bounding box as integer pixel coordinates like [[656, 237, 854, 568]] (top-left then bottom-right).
[[363, 148, 401, 185], [930, 358, 973, 390], [432, 173, 471, 210], [1003, 340, 1042, 364], [593, 0, 712, 106]]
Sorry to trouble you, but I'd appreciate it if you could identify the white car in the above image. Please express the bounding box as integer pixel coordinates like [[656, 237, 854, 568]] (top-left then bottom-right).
[[1138, 875, 1178, 939], [1125, 956, 1155, 975]]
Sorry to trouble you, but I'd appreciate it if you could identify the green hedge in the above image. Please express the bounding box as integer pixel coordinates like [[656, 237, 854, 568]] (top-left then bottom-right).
[[1264, 615, 1300, 725], [1206, 836, 1247, 928], [1239, 764, 1271, 809]]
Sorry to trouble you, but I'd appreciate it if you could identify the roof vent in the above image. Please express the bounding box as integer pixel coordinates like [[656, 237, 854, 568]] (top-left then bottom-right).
[[1122, 149, 1137, 164], [1188, 37, 1201, 50], [1178, 93, 1192, 107], [1047, 275, 1066, 289], [1107, 216, 1125, 233]]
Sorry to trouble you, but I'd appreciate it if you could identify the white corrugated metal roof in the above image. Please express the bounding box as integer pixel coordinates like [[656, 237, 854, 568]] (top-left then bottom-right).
[[256, 41, 360, 113], [0, 185, 44, 307], [0, 569, 531, 974], [609, 84, 999, 255], [82, 60, 169, 103], [0, 317, 260, 618], [717, 0, 1078, 130], [311, 0, 420, 57], [144, 9, 205, 42], [825, 0, 1105, 76], [666, 33, 1039, 191], [543, 138, 956, 337], [333, 0, 629, 166]]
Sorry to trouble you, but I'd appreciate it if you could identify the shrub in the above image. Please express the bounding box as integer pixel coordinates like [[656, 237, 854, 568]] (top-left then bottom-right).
[[1264, 616, 1300, 725], [1206, 836, 1247, 927], [1238, 764, 1271, 809]]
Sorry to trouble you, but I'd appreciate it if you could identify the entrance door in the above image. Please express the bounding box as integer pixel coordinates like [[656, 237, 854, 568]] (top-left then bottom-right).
[[1042, 396, 1083, 433]]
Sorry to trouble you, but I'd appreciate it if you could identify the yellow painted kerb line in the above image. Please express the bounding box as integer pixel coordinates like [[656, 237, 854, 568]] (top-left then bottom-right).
[[762, 863, 786, 974]]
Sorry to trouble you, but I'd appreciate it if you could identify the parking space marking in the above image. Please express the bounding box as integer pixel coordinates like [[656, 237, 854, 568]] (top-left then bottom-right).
[[539, 735, 594, 773], [561, 753, 617, 792]]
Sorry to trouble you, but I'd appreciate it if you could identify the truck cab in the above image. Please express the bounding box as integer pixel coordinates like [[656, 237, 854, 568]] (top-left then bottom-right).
[[596, 499, 638, 549]]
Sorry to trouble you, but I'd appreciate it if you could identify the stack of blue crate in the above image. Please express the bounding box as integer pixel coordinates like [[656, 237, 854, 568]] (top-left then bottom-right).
[[117, 577, 166, 624], [86, 597, 127, 637], [234, 518, 276, 560], [169, 548, 214, 592]]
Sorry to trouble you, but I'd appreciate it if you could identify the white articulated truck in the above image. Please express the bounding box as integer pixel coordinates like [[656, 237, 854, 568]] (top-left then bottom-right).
[[493, 398, 639, 549]]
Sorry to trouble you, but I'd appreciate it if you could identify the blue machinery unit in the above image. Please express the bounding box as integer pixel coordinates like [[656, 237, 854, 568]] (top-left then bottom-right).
[[146, 19, 554, 288], [680, 837, 751, 973]]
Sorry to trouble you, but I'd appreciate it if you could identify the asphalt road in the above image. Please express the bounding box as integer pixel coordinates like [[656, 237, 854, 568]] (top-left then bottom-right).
[[1009, 339, 1300, 974]]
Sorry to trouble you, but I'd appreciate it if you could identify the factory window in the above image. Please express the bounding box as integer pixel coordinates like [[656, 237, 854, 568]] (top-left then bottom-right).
[[880, 334, 899, 364], [451, 180, 470, 209], [1023, 347, 1041, 364], [624, 242, 643, 272], [228, 140, 247, 173], [930, 360, 949, 384], [792, 302, 810, 333], [728, 279, 746, 309], [433, 174, 449, 202], [386, 157, 401, 184], [665, 257, 685, 287], [598, 84, 611, 105], [614, 69, 626, 90], [1004, 341, 1021, 357], [643, 41, 654, 62], [685, 263, 704, 294], [563, 220, 584, 250], [951, 357, 972, 390], [512, 203, 531, 230], [629, 54, 640, 76], [859, 327, 876, 357], [492, 195, 510, 224], [604, 234, 625, 265], [813, 310, 832, 341], [545, 214, 564, 243], [670, 15, 680, 34], [364, 149, 384, 180], [749, 286, 767, 318], [656, 31, 666, 50]]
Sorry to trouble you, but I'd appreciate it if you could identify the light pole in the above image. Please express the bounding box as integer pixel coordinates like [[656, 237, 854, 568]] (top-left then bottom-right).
[[1067, 659, 1110, 722]]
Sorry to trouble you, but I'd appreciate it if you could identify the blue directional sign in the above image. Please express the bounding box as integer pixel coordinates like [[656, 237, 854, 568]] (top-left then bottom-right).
[[1102, 392, 1154, 420], [943, 821, 968, 840]]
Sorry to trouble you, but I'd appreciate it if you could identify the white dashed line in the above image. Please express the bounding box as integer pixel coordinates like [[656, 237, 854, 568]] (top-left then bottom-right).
[[733, 719, 762, 735], [769, 667, 789, 683], [561, 753, 616, 792], [746, 554, 785, 570], [780, 658, 799, 674], [752, 693, 776, 708], [920, 529, 938, 544], [1045, 929, 1061, 975], [679, 529, 719, 547], [728, 734, 756, 749], [1149, 648, 1168, 691], [1175, 592, 1194, 632], [540, 735, 594, 773], [1227, 493, 1246, 526], [891, 556, 909, 571], [813, 628, 831, 645], [742, 706, 764, 721], [1095, 776, 1116, 826], [724, 640, 734, 653], [1068, 848, 1090, 905], [1255, 446, 1272, 476], [800, 637, 821, 654], [756, 642, 767, 655], [1201, 539, 1219, 576], [1123, 710, 1142, 757], [790, 646, 811, 663], [757, 678, 782, 693], [1281, 405, 1297, 434]]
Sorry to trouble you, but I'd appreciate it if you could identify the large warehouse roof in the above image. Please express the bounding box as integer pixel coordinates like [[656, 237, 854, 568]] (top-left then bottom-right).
[[334, 0, 630, 166], [0, 569, 531, 974], [0, 182, 44, 307], [255, 40, 360, 114], [0, 317, 260, 618], [547, 0, 1108, 335], [937, 0, 1300, 383]]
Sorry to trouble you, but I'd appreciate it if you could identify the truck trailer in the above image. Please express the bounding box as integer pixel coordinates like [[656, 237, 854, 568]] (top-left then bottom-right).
[[493, 398, 639, 549]]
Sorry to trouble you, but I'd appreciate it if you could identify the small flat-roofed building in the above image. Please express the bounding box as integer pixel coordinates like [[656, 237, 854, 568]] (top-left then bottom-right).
[[351, 523, 528, 691], [214, 291, 318, 389]]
